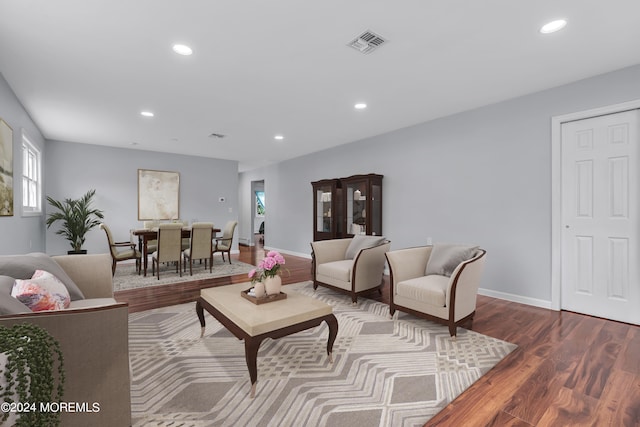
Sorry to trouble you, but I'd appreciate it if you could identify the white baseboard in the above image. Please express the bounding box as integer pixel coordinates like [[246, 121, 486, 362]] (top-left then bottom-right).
[[263, 246, 312, 259], [201, 245, 553, 310], [478, 287, 554, 310], [239, 237, 257, 246], [224, 249, 240, 256]]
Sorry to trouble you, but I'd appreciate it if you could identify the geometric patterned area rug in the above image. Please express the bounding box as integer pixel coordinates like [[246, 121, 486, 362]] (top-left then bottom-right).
[[113, 258, 255, 291], [128, 281, 516, 427]]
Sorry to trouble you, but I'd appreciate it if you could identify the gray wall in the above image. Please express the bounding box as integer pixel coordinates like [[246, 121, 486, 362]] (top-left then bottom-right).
[[239, 64, 640, 306], [0, 73, 47, 255], [4, 63, 640, 306], [44, 141, 239, 255], [0, 70, 240, 257]]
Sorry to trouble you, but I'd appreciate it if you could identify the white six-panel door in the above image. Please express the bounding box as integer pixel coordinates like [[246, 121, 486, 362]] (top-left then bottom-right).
[[561, 109, 640, 324]]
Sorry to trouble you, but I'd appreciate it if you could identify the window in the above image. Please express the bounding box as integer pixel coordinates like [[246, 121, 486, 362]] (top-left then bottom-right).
[[22, 133, 41, 215], [255, 191, 265, 216]]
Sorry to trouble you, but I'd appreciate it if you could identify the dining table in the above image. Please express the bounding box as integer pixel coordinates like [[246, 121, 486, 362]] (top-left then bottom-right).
[[132, 226, 221, 276]]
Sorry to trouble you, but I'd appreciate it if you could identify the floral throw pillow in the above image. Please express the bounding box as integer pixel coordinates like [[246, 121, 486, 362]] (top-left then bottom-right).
[[11, 270, 71, 312]]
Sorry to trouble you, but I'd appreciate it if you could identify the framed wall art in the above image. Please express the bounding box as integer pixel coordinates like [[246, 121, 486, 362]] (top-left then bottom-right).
[[137, 169, 180, 220], [0, 118, 13, 216]]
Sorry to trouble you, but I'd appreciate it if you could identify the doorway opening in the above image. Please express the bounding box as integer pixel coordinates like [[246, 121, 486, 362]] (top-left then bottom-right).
[[251, 180, 265, 247]]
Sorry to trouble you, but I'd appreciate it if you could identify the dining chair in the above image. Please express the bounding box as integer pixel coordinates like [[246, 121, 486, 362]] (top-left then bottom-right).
[[213, 220, 238, 264], [143, 220, 159, 254], [183, 222, 214, 275], [151, 223, 183, 280], [100, 223, 141, 276], [171, 219, 191, 251]]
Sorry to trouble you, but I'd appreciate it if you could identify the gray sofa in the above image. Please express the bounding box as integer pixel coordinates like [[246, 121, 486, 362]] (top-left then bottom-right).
[[0, 252, 131, 427]]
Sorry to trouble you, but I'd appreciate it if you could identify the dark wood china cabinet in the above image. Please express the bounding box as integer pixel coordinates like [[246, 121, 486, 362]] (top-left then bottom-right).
[[311, 174, 382, 241]]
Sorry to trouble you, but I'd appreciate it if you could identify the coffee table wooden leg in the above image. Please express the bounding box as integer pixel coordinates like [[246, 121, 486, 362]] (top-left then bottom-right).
[[325, 314, 338, 363], [244, 337, 262, 398], [196, 299, 206, 338]]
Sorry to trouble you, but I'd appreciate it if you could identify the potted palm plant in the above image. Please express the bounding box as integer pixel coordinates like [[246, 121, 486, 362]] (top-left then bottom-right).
[[46, 189, 104, 254]]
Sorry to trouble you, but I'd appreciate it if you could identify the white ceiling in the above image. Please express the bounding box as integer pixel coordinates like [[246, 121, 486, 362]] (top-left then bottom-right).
[[1, 0, 640, 172]]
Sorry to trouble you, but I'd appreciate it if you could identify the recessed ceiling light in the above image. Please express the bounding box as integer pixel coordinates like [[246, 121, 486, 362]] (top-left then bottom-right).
[[274, 135, 284, 140], [140, 111, 154, 117], [172, 44, 193, 55], [540, 19, 567, 34], [354, 103, 367, 110]]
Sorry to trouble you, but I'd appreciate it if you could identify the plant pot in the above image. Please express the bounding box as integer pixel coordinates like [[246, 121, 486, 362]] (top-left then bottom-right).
[[264, 275, 282, 295], [67, 250, 87, 255]]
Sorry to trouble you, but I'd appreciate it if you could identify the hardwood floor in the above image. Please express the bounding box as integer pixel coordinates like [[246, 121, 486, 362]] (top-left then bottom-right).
[[114, 243, 313, 313], [115, 245, 640, 426], [428, 297, 640, 426]]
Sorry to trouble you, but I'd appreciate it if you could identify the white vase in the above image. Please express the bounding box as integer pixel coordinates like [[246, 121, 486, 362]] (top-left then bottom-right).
[[253, 282, 266, 298], [264, 275, 282, 295]]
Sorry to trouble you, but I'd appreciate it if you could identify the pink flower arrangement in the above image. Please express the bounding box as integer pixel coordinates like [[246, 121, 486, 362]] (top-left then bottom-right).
[[249, 250, 287, 283]]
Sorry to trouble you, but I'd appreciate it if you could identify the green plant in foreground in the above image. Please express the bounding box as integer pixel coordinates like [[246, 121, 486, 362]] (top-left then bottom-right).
[[0, 323, 65, 426]]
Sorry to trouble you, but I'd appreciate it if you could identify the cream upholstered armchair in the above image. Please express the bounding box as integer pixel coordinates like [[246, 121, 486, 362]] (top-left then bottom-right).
[[385, 244, 486, 337], [311, 236, 390, 304]]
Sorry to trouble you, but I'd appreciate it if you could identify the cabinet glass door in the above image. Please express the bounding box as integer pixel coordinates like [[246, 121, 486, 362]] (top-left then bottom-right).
[[346, 182, 366, 235], [312, 178, 341, 241], [316, 186, 333, 233], [342, 173, 383, 237], [370, 182, 382, 236]]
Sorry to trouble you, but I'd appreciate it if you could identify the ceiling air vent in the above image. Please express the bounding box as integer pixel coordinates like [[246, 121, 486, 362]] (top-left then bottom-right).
[[208, 133, 226, 139], [347, 30, 387, 54]]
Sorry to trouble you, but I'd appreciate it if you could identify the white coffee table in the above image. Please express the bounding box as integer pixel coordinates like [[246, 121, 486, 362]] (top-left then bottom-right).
[[196, 282, 338, 397]]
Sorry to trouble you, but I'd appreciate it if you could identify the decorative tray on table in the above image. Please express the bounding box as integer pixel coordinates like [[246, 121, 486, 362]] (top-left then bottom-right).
[[241, 288, 287, 305]]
